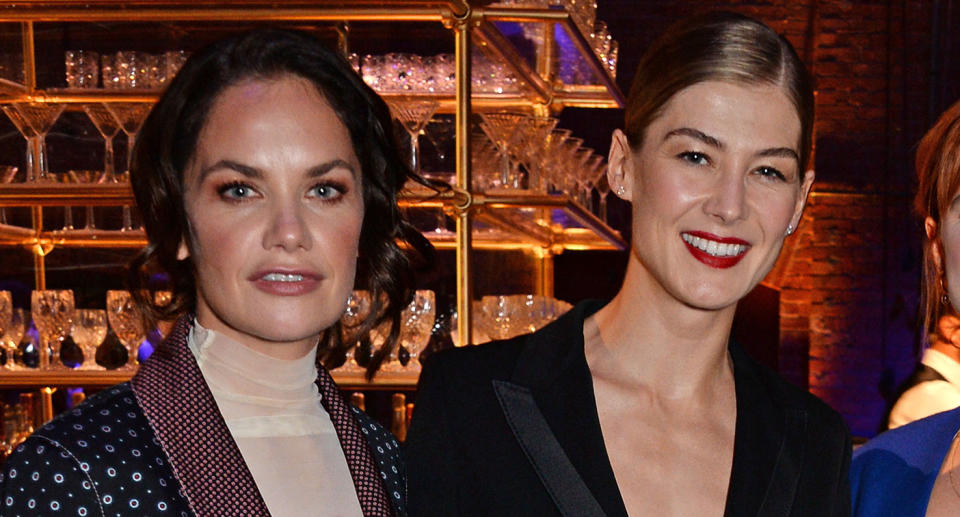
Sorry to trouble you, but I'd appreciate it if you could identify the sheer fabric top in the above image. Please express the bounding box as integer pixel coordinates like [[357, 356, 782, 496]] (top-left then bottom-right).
[[188, 321, 362, 517]]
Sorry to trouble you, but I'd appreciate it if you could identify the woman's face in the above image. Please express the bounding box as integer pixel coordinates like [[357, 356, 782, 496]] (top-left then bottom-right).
[[179, 75, 364, 359], [614, 80, 814, 311]]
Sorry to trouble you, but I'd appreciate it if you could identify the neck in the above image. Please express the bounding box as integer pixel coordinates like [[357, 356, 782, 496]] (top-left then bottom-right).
[[586, 257, 736, 398], [195, 309, 318, 361]]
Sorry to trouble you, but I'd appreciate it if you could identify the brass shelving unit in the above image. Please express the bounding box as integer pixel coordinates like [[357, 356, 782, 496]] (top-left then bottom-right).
[[0, 0, 624, 394]]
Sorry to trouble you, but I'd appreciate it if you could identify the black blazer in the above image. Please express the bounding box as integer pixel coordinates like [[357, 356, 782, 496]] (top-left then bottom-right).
[[0, 316, 405, 516], [406, 300, 851, 516]]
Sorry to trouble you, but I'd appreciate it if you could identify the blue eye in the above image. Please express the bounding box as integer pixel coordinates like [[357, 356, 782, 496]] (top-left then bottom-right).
[[679, 151, 709, 165], [756, 166, 787, 181], [217, 181, 255, 200], [310, 182, 347, 201]]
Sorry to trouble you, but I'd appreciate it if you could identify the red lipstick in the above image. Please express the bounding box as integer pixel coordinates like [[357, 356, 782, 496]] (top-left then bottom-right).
[[681, 231, 750, 269]]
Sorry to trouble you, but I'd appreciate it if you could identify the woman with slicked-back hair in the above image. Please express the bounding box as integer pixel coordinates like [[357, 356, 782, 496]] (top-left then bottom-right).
[[406, 12, 849, 516], [0, 29, 432, 516]]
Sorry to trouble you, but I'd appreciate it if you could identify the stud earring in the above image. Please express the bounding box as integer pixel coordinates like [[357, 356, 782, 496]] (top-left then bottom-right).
[[616, 185, 626, 197], [786, 224, 795, 236]]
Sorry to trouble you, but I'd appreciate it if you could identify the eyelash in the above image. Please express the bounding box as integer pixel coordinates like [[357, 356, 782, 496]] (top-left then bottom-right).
[[215, 180, 349, 202], [677, 152, 788, 182]]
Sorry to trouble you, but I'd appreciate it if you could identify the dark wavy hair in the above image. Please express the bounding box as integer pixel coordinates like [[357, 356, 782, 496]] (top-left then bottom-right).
[[625, 11, 815, 173], [128, 28, 433, 378]]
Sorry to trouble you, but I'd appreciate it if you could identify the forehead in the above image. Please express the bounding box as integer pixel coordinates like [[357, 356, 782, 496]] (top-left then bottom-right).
[[188, 74, 358, 173], [650, 80, 801, 149]]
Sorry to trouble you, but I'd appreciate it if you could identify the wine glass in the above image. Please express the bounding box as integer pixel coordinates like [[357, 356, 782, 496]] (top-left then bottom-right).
[[398, 290, 435, 373], [339, 290, 372, 372], [106, 290, 146, 369], [388, 100, 439, 174], [72, 309, 107, 370], [2, 308, 24, 370], [30, 290, 75, 369]]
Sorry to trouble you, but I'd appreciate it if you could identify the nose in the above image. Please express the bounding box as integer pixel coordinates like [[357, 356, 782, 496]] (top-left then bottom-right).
[[262, 201, 313, 252], [702, 171, 747, 224]]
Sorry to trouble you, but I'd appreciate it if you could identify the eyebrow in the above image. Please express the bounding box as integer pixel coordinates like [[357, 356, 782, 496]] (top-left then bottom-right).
[[196, 158, 358, 184], [664, 127, 800, 164]]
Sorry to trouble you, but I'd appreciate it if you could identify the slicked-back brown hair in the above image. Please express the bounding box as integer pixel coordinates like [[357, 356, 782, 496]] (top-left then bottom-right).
[[624, 11, 815, 173]]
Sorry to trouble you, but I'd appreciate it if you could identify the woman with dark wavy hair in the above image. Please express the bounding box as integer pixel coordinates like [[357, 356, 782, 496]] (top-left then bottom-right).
[[0, 29, 429, 516]]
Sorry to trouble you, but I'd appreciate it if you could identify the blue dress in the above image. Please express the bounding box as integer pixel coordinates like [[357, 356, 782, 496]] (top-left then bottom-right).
[[850, 406, 960, 516]]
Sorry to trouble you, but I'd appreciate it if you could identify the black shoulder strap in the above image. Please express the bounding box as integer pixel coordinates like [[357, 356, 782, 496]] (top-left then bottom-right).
[[492, 380, 607, 517], [913, 364, 948, 384]]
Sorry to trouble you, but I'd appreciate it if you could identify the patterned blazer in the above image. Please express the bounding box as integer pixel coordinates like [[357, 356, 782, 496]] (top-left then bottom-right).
[[0, 316, 405, 516]]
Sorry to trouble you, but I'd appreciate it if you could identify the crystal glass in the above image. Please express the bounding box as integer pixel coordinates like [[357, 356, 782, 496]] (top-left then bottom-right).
[[0, 166, 17, 224], [1, 308, 24, 370], [83, 103, 121, 178], [72, 309, 107, 370], [514, 116, 558, 192], [67, 170, 105, 230], [398, 290, 435, 372], [3, 103, 64, 182], [478, 112, 527, 189], [64, 50, 99, 88], [105, 103, 150, 230], [31, 289, 75, 369], [106, 290, 145, 369], [475, 295, 572, 342], [0, 291, 11, 341], [388, 100, 439, 174], [339, 290, 372, 372], [162, 51, 189, 85]]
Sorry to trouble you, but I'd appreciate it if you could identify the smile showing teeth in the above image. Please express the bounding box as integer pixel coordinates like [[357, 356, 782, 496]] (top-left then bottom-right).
[[681, 233, 747, 257], [261, 273, 305, 282]]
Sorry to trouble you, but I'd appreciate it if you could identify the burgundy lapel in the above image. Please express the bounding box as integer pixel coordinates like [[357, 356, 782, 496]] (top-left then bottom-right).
[[130, 316, 270, 516], [315, 366, 395, 516]]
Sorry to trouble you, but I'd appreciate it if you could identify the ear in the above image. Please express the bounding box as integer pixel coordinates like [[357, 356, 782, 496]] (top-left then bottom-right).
[[926, 216, 942, 272], [788, 169, 816, 231], [176, 237, 190, 261], [607, 129, 634, 202]]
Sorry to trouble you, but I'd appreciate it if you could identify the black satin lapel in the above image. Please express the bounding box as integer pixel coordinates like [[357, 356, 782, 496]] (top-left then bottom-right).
[[510, 300, 628, 517], [724, 343, 807, 517]]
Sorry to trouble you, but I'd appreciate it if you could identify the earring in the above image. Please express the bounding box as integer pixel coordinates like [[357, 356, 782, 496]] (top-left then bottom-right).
[[942, 276, 952, 307], [786, 224, 795, 236], [616, 185, 626, 197]]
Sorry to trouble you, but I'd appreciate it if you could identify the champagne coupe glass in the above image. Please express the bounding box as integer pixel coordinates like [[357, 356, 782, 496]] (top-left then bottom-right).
[[2, 308, 24, 370], [8, 103, 65, 183], [72, 309, 107, 370], [398, 290, 435, 373], [388, 100, 439, 174], [31, 289, 75, 369], [340, 290, 372, 372], [106, 290, 145, 369], [105, 103, 150, 230], [0, 166, 17, 225], [478, 112, 526, 189]]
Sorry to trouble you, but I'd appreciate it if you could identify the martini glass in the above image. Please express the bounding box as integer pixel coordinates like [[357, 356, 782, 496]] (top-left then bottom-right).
[[0, 166, 18, 224], [478, 112, 526, 190], [105, 103, 151, 230], [515, 116, 558, 191], [9, 103, 64, 183], [83, 104, 121, 179], [2, 106, 37, 182], [388, 100, 439, 174]]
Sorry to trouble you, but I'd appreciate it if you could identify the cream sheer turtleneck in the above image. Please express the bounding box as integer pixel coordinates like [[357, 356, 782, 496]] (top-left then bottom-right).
[[188, 320, 362, 517]]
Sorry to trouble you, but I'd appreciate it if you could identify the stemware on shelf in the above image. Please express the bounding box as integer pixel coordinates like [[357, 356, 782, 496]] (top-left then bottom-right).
[[66, 170, 105, 230], [10, 103, 65, 183], [1, 308, 24, 370], [30, 290, 75, 370], [106, 290, 146, 369], [570, 147, 595, 206], [537, 128, 571, 194], [515, 116, 559, 192], [83, 103, 121, 179], [339, 290, 372, 373], [0, 291, 11, 343], [478, 112, 527, 189], [475, 294, 572, 342], [397, 290, 435, 372], [388, 100, 439, 174], [105, 103, 150, 230], [72, 309, 107, 370], [556, 136, 584, 196], [0, 166, 17, 224]]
